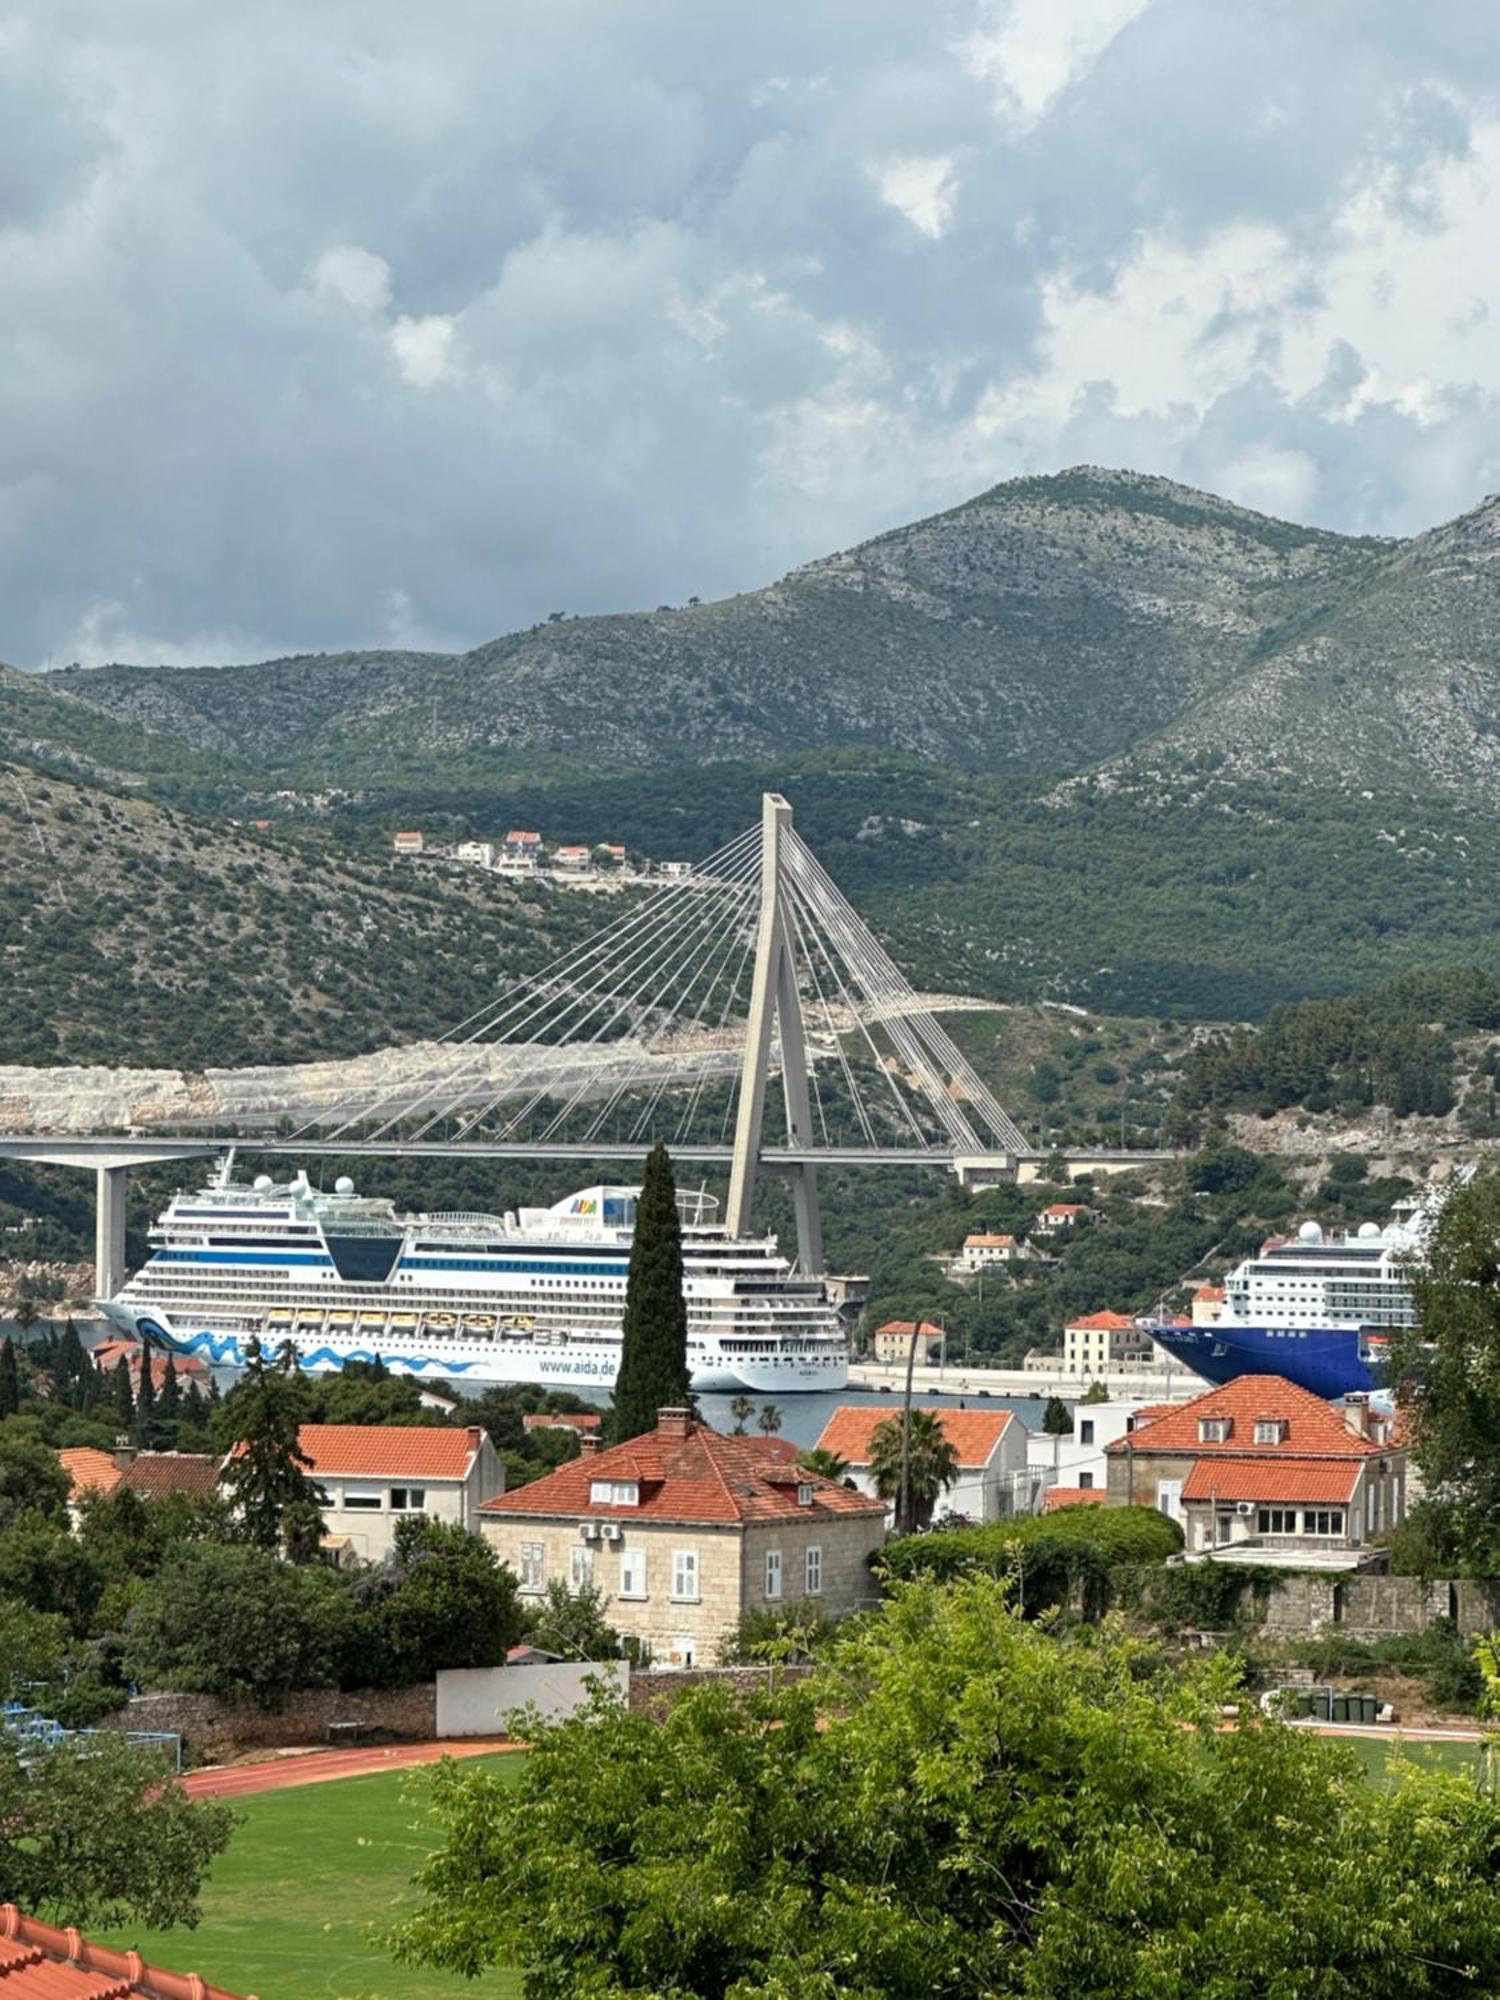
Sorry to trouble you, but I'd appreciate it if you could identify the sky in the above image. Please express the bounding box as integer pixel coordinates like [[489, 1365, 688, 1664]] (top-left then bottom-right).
[[4, 0, 1500, 667]]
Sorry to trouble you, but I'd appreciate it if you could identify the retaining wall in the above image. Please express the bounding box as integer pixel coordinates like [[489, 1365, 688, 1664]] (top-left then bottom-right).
[[436, 1661, 626, 1735], [626, 1663, 817, 1717], [1255, 1575, 1500, 1641], [104, 1683, 437, 1759]]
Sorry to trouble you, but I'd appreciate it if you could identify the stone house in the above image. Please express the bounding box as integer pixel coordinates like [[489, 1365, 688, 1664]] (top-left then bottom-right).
[[296, 1424, 504, 1563], [1062, 1311, 1157, 1374], [1105, 1375, 1405, 1558], [813, 1404, 1026, 1523], [956, 1232, 1026, 1273], [478, 1408, 886, 1667], [870, 1319, 945, 1366], [1033, 1203, 1086, 1236]]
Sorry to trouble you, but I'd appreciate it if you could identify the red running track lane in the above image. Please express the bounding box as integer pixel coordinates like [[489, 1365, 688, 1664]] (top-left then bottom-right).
[[180, 1737, 520, 1800]]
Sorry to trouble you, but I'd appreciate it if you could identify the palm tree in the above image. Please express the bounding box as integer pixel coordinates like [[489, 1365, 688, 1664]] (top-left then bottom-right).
[[728, 1394, 756, 1436], [798, 1446, 848, 1483], [868, 1410, 960, 1533], [757, 1403, 783, 1438]]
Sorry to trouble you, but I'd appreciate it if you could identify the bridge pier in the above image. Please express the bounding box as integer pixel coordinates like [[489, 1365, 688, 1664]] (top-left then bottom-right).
[[95, 1164, 128, 1301]]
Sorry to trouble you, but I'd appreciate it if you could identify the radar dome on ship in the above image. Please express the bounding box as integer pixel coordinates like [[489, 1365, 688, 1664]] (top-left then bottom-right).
[[1358, 1221, 1381, 1239], [1297, 1220, 1323, 1243], [253, 1175, 273, 1191], [335, 1176, 355, 1195]]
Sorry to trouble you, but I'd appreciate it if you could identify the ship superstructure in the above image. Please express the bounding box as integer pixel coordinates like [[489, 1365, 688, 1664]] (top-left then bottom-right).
[[1146, 1172, 1469, 1397], [99, 1169, 849, 1392]]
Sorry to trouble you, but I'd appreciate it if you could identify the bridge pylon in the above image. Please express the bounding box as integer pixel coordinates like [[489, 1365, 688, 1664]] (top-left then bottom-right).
[[724, 793, 823, 1273]]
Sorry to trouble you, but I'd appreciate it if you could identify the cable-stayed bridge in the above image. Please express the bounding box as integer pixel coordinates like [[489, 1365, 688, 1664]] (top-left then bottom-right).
[[1, 794, 1174, 1293]]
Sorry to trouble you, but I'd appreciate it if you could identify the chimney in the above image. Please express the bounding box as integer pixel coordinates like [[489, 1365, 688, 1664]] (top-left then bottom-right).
[[113, 1443, 137, 1470], [1342, 1393, 1370, 1439], [579, 1434, 602, 1456], [658, 1406, 691, 1439]]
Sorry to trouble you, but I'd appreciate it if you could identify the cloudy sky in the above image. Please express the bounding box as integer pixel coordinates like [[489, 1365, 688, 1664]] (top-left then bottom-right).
[[4, 0, 1500, 667]]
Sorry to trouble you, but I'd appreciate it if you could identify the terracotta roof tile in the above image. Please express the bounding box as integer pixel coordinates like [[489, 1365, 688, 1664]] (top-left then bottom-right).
[[521, 1412, 602, 1433], [296, 1425, 485, 1480], [874, 1320, 943, 1338], [1180, 1458, 1362, 1505], [1105, 1375, 1382, 1459], [480, 1417, 884, 1526], [813, 1404, 1014, 1470], [58, 1447, 122, 1500], [1066, 1311, 1139, 1332], [120, 1453, 222, 1502], [0, 1906, 251, 1999], [1043, 1486, 1109, 1511]]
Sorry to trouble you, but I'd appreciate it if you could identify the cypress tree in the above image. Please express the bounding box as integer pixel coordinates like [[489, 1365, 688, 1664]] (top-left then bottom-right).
[[0, 1337, 19, 1420], [58, 1320, 87, 1405], [133, 1342, 156, 1442], [157, 1352, 182, 1438], [217, 1334, 322, 1551], [112, 1355, 135, 1434], [612, 1144, 690, 1443]]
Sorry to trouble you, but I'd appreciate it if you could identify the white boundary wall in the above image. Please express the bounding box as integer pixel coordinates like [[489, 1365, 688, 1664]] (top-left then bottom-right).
[[436, 1661, 628, 1736]]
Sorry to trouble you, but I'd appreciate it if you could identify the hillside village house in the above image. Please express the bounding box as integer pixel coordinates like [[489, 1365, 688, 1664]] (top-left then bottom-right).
[[815, 1405, 1025, 1522], [479, 1408, 885, 1666], [1191, 1283, 1226, 1325], [297, 1424, 503, 1562], [1034, 1202, 1086, 1235], [553, 843, 592, 870], [870, 1319, 945, 1366], [391, 830, 423, 856], [1024, 1396, 1161, 1506], [1106, 1376, 1406, 1561], [1062, 1310, 1158, 1375], [956, 1232, 1026, 1273], [453, 839, 496, 867], [504, 829, 542, 853], [58, 1446, 220, 1523]]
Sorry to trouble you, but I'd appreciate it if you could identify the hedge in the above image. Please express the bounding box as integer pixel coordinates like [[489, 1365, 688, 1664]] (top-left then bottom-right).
[[880, 1507, 1184, 1621]]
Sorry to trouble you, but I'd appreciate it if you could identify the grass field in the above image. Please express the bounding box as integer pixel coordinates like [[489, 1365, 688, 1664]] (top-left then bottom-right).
[[1338, 1734, 1488, 1785], [97, 1758, 524, 2000]]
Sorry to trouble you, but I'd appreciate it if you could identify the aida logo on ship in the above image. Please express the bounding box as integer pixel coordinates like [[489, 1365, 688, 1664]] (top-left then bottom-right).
[[569, 1197, 599, 1215]]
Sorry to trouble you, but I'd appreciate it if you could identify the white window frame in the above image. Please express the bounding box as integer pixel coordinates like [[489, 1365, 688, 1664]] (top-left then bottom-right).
[[671, 1548, 699, 1602], [1252, 1421, 1287, 1446], [589, 1479, 639, 1507], [570, 1544, 595, 1589], [519, 1541, 545, 1592], [805, 1545, 823, 1596], [618, 1548, 647, 1599], [765, 1549, 783, 1601], [341, 1486, 383, 1511], [1198, 1418, 1231, 1444], [388, 1486, 426, 1512]]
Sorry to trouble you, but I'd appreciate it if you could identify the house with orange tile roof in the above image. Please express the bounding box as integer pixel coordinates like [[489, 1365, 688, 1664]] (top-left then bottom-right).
[[295, 1424, 503, 1561], [92, 1338, 208, 1390], [1191, 1283, 1226, 1326], [1062, 1310, 1157, 1375], [0, 1904, 252, 1999], [814, 1404, 1025, 1523], [522, 1410, 602, 1435], [58, 1446, 222, 1521], [1043, 1486, 1109, 1513], [955, 1232, 1028, 1274], [1033, 1202, 1086, 1235], [478, 1407, 885, 1667], [870, 1319, 945, 1366], [1106, 1374, 1405, 1559]]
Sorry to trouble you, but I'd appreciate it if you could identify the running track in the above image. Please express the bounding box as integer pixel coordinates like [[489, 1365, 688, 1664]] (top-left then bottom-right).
[[180, 1737, 519, 1799]]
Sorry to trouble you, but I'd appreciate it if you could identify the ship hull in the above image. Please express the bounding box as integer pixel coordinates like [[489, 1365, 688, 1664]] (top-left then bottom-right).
[[103, 1304, 847, 1394], [1146, 1321, 1378, 1398]]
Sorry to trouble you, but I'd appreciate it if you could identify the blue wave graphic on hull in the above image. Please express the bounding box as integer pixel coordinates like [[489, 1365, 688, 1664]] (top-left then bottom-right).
[[135, 1322, 476, 1374]]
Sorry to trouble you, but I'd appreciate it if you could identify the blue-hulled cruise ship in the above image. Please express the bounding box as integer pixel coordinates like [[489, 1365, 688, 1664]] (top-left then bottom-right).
[[1145, 1173, 1468, 1397], [98, 1167, 849, 1392]]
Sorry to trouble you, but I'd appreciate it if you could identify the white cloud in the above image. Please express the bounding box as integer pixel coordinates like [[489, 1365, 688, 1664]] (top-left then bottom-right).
[[962, 0, 1149, 123], [311, 244, 392, 313], [874, 152, 958, 238], [389, 313, 456, 388]]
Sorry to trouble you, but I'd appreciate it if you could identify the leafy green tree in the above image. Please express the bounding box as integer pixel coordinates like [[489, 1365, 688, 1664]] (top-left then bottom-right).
[[216, 1334, 323, 1552], [1390, 1173, 1500, 1566], [867, 1409, 959, 1531], [123, 1541, 353, 1710], [357, 1518, 525, 1685], [0, 1512, 104, 1632], [0, 1729, 233, 1930], [524, 1578, 621, 1661], [1041, 1395, 1072, 1435], [612, 1143, 689, 1442], [728, 1394, 756, 1436], [0, 1339, 18, 1420], [0, 1425, 69, 1531], [11, 1295, 38, 1341], [391, 1573, 1500, 1997], [0, 1593, 67, 1697]]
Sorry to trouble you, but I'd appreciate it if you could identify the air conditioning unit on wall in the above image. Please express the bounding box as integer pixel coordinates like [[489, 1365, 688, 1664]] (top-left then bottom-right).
[[1235, 1501, 1256, 1517]]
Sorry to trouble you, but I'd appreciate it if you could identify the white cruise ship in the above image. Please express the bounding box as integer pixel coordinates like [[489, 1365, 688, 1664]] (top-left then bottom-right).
[[98, 1169, 849, 1393]]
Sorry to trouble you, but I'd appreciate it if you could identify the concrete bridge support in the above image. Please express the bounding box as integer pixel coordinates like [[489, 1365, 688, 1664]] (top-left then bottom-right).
[[95, 1165, 128, 1302]]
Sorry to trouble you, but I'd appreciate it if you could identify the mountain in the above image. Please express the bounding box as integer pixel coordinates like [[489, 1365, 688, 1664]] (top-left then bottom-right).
[[42, 467, 1403, 788]]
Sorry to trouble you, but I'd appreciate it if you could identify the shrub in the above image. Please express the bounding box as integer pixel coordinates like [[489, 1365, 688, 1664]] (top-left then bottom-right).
[[880, 1507, 1182, 1620]]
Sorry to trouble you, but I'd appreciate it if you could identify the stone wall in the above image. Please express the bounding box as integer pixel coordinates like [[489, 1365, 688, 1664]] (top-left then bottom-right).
[[627, 1663, 816, 1718], [105, 1682, 437, 1759], [1255, 1575, 1500, 1641]]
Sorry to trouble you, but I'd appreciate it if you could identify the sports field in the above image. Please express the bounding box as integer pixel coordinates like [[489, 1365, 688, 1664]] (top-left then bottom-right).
[[97, 1755, 524, 2000], [1338, 1732, 1489, 1785]]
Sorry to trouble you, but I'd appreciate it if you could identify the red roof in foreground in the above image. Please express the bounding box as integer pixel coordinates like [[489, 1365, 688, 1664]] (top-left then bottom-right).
[[296, 1424, 486, 1480], [121, 1452, 221, 1501], [59, 1445, 122, 1499], [1043, 1486, 1109, 1512], [0, 1905, 252, 2000], [1181, 1458, 1362, 1506], [814, 1404, 1014, 1470], [481, 1415, 885, 1526], [1106, 1375, 1381, 1459]]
